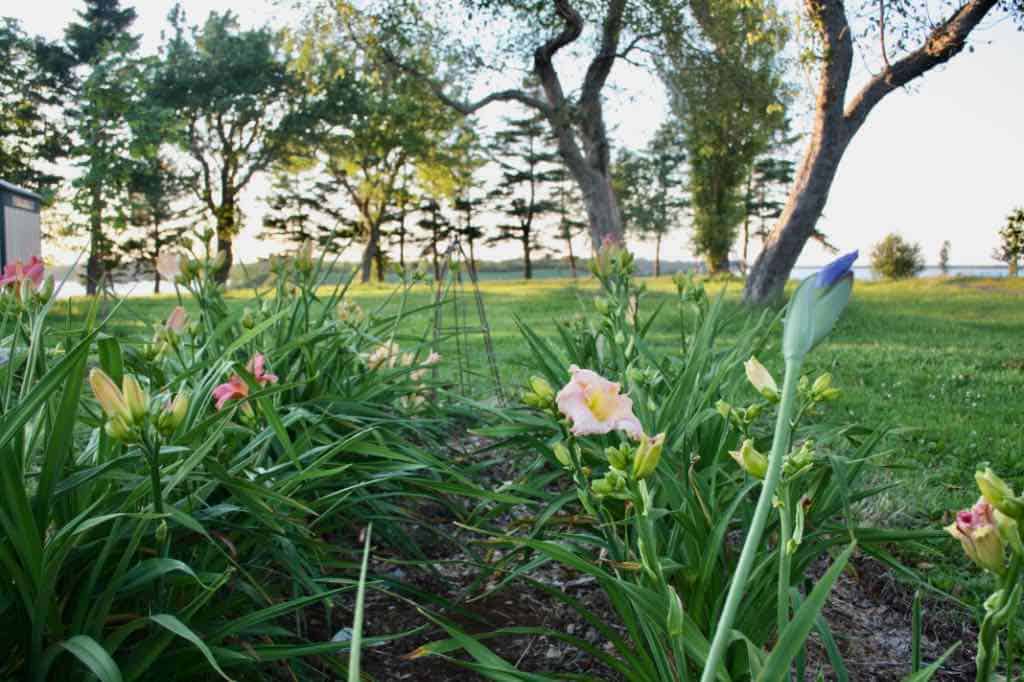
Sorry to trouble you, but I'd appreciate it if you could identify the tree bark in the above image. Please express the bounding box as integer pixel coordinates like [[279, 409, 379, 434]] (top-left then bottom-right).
[[567, 235, 577, 278], [655, 234, 662, 277], [214, 195, 236, 284], [360, 220, 380, 283], [743, 0, 1000, 305], [85, 187, 104, 296], [523, 234, 533, 279], [392, 0, 629, 247]]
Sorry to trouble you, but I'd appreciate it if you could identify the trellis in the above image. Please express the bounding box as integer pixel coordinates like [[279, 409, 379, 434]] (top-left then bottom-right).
[[431, 238, 504, 405]]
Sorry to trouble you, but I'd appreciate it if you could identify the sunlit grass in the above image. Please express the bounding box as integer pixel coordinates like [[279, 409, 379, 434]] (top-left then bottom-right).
[[56, 274, 1024, 530]]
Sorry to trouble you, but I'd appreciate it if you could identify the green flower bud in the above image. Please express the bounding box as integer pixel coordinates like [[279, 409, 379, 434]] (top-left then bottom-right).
[[553, 442, 573, 468], [594, 297, 610, 314], [632, 433, 665, 480], [812, 373, 833, 394], [730, 439, 767, 480], [528, 376, 555, 403], [976, 468, 1024, 520]]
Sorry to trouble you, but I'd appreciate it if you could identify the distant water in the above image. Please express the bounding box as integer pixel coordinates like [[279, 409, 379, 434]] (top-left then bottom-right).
[[49, 265, 1013, 299], [788, 265, 1009, 282]]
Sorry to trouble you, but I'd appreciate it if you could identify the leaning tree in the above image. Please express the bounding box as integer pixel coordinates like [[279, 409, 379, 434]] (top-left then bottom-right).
[[744, 0, 1022, 304], [357, 0, 671, 249]]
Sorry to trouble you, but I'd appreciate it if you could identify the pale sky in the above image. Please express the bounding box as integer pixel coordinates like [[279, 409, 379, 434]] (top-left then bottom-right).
[[11, 0, 1024, 267]]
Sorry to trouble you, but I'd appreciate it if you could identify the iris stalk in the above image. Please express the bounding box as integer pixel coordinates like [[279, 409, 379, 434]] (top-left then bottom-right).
[[700, 359, 802, 682]]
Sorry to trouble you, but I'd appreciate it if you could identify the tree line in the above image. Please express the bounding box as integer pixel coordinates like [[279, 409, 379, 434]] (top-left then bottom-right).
[[1, 0, 1018, 297]]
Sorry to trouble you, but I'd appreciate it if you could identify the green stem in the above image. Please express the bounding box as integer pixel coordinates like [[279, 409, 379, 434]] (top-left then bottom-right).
[[777, 482, 793, 639], [700, 360, 802, 682]]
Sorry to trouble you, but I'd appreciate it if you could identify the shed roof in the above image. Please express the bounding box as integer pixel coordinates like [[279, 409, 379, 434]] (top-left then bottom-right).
[[0, 180, 42, 202]]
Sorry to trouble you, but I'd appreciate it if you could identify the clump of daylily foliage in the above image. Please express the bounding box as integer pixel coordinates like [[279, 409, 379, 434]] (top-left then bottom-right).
[[0, 236, 462, 681]]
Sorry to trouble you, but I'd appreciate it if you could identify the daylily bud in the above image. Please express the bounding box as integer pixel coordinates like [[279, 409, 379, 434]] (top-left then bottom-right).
[[818, 387, 841, 401], [976, 468, 1024, 520], [784, 439, 814, 476], [730, 439, 768, 480], [946, 499, 1006, 575], [632, 432, 665, 480], [606, 446, 629, 471], [122, 376, 149, 423], [553, 442, 573, 468], [614, 331, 626, 346], [812, 373, 832, 394], [90, 369, 132, 422], [104, 414, 132, 441], [529, 376, 555, 403], [241, 308, 255, 330], [594, 297, 610, 314], [715, 400, 732, 419], [160, 391, 189, 433], [155, 519, 169, 544], [165, 306, 188, 334], [744, 357, 779, 402]]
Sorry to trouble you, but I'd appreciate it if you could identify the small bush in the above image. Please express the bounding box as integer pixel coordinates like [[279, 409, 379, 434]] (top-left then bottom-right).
[[870, 233, 925, 279]]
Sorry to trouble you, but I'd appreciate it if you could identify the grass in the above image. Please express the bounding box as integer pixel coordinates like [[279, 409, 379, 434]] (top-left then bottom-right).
[[55, 273, 1024, 556]]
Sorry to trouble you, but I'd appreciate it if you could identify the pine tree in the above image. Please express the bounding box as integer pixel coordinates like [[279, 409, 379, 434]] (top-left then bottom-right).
[[487, 112, 561, 279], [414, 198, 453, 281], [614, 125, 688, 277], [262, 171, 360, 254], [61, 0, 142, 294]]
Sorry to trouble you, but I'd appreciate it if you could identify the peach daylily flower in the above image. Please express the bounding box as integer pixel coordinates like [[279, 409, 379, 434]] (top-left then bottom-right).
[[213, 354, 278, 411], [555, 366, 643, 438], [213, 376, 249, 410]]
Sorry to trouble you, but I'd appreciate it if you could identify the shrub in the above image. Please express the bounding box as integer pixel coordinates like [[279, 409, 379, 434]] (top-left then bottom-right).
[[870, 233, 925, 279]]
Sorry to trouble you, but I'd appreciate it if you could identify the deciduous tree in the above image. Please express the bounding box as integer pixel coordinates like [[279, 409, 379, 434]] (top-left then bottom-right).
[[154, 7, 318, 282], [744, 0, 1018, 303]]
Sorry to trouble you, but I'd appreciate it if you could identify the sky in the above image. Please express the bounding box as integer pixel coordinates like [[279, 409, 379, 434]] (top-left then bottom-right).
[[10, 0, 1024, 267]]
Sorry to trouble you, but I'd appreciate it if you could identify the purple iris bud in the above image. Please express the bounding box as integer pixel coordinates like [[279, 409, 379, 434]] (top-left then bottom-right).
[[815, 250, 858, 288]]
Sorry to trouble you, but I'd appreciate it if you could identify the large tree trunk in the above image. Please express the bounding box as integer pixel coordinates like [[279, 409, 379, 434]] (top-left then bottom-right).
[[743, 0, 999, 305], [745, 126, 851, 302]]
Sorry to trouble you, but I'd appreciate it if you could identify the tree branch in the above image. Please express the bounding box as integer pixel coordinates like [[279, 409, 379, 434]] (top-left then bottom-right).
[[845, 0, 998, 133]]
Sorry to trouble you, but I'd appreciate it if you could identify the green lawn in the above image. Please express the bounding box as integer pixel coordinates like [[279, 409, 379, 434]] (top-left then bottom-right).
[[58, 274, 1024, 539]]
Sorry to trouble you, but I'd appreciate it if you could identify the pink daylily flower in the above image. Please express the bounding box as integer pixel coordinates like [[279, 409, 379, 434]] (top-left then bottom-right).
[[246, 353, 278, 385], [212, 354, 278, 411], [0, 256, 44, 289], [213, 375, 249, 410], [555, 365, 643, 438]]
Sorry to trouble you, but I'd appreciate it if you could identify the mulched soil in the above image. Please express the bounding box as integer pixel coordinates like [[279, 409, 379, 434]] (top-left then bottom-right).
[[317, 433, 977, 681]]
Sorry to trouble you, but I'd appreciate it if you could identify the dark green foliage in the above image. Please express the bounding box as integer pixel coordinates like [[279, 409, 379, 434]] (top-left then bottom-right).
[[871, 233, 926, 279], [659, 0, 790, 273], [487, 110, 562, 279], [0, 19, 67, 198], [152, 7, 332, 281]]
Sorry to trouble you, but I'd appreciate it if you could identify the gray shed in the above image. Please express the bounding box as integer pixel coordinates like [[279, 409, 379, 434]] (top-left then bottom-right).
[[0, 180, 42, 270]]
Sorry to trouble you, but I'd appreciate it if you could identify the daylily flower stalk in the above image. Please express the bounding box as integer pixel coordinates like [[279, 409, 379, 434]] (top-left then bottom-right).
[[701, 252, 857, 682]]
